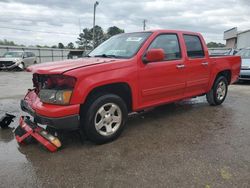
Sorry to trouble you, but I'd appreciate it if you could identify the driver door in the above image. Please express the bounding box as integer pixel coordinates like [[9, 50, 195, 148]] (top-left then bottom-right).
[[138, 34, 186, 108]]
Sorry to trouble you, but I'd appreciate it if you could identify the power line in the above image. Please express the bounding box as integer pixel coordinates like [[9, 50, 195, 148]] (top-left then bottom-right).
[[0, 26, 77, 36]]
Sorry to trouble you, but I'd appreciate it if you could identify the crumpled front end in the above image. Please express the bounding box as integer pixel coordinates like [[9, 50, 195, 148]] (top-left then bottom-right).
[[21, 77, 80, 130], [0, 61, 18, 70]]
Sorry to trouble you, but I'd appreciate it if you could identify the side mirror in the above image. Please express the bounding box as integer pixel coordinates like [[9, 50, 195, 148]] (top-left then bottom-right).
[[143, 48, 165, 63]]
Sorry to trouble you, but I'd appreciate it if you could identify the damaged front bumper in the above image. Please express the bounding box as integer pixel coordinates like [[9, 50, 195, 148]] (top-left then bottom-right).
[[0, 62, 19, 70], [20, 89, 80, 130], [15, 116, 61, 152]]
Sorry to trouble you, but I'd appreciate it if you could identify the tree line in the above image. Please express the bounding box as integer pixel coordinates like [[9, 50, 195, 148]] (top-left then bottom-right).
[[0, 27, 227, 49], [0, 25, 124, 50], [76, 25, 124, 50]]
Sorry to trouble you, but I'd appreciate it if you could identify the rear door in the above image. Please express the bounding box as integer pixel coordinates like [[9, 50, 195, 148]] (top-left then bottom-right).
[[26, 52, 34, 65], [138, 33, 186, 108], [23, 52, 30, 65], [30, 52, 36, 64], [183, 34, 211, 97]]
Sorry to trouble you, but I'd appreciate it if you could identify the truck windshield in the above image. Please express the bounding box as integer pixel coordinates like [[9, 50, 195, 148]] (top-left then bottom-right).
[[3, 52, 23, 58], [236, 49, 250, 59], [89, 32, 152, 58]]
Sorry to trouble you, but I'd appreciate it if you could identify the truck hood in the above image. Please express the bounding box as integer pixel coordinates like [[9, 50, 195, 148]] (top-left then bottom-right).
[[0, 57, 21, 62], [27, 58, 117, 74]]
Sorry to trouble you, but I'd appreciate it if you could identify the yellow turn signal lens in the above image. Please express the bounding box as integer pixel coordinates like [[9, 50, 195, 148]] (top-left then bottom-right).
[[62, 90, 72, 104], [51, 138, 62, 148]]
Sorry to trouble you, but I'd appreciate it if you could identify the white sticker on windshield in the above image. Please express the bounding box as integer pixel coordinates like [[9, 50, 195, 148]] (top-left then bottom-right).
[[126, 37, 143, 42]]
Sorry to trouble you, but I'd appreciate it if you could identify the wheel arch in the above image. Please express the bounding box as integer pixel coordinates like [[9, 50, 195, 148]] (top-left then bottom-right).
[[81, 82, 133, 113], [216, 69, 231, 84], [209, 69, 232, 90]]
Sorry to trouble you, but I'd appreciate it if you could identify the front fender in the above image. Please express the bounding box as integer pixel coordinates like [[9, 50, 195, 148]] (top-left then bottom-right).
[[66, 66, 138, 109]]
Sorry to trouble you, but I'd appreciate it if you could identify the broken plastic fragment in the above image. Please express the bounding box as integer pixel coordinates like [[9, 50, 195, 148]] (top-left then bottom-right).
[[0, 113, 16, 129]]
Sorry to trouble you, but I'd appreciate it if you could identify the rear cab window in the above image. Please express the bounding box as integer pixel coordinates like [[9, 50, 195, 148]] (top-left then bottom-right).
[[183, 34, 205, 58]]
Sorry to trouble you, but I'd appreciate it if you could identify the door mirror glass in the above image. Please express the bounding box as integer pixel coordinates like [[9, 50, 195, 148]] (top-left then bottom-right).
[[143, 48, 165, 63]]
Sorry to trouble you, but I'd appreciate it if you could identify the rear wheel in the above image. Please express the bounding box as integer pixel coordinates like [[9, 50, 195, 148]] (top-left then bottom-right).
[[81, 94, 128, 144], [206, 76, 228, 106]]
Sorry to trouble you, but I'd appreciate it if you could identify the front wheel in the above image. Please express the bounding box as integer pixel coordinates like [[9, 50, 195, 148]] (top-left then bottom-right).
[[81, 94, 128, 144], [206, 76, 228, 106]]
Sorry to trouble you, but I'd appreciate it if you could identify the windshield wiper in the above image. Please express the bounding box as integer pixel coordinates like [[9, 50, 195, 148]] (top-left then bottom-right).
[[83, 54, 91, 57], [93, 54, 121, 58]]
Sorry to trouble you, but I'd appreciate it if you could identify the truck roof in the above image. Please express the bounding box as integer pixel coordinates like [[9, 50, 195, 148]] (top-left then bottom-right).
[[147, 29, 201, 35]]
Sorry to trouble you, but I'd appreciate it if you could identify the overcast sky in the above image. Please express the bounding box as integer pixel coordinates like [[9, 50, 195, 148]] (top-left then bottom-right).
[[0, 0, 249, 46]]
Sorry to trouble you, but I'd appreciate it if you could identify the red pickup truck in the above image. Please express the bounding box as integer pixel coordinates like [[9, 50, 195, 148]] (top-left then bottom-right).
[[21, 30, 241, 144]]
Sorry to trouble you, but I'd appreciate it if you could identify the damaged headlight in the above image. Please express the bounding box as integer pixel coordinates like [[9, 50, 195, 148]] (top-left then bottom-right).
[[37, 75, 76, 105], [39, 89, 72, 105], [14, 58, 22, 65]]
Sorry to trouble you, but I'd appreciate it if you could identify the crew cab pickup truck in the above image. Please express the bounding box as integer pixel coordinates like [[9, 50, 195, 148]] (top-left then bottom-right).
[[21, 30, 241, 144]]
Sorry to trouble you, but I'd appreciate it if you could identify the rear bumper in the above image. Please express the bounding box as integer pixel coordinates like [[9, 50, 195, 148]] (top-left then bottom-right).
[[21, 90, 80, 130], [239, 69, 250, 80]]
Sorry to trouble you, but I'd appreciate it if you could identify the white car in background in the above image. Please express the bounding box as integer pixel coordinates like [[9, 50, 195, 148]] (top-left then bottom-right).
[[236, 48, 250, 81], [209, 48, 238, 56], [0, 51, 37, 70]]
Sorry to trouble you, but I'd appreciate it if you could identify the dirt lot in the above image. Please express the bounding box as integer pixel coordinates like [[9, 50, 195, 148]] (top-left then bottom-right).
[[0, 72, 249, 187]]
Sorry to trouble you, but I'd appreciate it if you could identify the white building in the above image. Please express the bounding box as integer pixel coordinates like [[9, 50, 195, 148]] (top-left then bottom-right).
[[224, 27, 250, 49]]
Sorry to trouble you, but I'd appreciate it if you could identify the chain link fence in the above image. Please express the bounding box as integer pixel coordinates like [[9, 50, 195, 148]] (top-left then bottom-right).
[[0, 45, 84, 63]]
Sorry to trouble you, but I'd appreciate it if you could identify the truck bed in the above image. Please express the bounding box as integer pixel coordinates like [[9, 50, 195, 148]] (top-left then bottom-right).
[[210, 55, 241, 84]]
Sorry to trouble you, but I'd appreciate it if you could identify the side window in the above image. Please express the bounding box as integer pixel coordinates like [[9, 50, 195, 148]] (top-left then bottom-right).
[[184, 35, 205, 58], [23, 52, 28, 58], [148, 34, 181, 60], [27, 52, 32, 57]]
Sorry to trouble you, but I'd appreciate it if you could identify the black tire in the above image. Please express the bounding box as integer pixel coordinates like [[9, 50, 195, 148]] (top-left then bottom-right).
[[81, 94, 128, 144], [206, 76, 228, 106], [34, 61, 37, 64]]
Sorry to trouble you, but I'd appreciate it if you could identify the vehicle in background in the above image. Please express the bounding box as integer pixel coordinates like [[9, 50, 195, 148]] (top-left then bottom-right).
[[67, 50, 84, 59], [0, 51, 37, 70], [209, 48, 238, 56], [236, 48, 250, 81], [22, 30, 241, 144]]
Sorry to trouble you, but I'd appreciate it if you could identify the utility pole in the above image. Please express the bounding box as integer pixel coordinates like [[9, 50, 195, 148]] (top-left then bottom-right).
[[143, 19, 147, 31], [78, 18, 81, 33], [93, 1, 99, 49]]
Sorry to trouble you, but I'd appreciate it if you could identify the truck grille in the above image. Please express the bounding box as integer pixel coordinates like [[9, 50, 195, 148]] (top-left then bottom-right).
[[0, 61, 15, 68]]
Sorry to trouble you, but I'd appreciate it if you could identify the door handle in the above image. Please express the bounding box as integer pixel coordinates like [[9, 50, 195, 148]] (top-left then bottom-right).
[[176, 64, 185, 69], [201, 62, 209, 66]]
